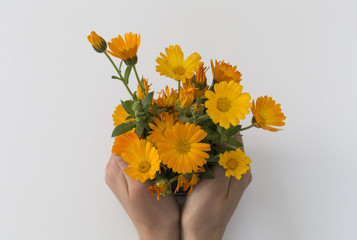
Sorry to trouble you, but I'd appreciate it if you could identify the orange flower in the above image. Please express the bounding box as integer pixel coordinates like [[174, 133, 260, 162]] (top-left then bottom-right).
[[107, 32, 140, 66], [148, 182, 168, 200], [111, 131, 140, 156], [137, 78, 151, 100], [112, 104, 132, 126], [174, 174, 198, 196], [179, 82, 198, 108], [194, 63, 209, 98], [87, 31, 107, 53], [156, 86, 178, 108], [251, 96, 286, 132], [147, 112, 178, 145], [211, 59, 242, 84]]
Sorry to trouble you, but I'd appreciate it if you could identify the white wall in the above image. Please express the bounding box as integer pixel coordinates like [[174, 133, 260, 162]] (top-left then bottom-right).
[[1, 0, 356, 239]]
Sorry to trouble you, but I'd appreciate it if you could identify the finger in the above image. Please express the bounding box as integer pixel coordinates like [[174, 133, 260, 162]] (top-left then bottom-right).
[[105, 154, 129, 197], [114, 154, 151, 195]]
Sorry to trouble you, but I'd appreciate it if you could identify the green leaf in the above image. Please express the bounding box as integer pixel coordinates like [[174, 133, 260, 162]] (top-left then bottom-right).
[[216, 147, 236, 153], [121, 100, 134, 115], [201, 126, 214, 135], [196, 114, 210, 123], [226, 125, 242, 136], [152, 102, 159, 115], [135, 124, 144, 137], [125, 115, 134, 121], [111, 75, 122, 80], [177, 115, 194, 123], [226, 136, 243, 147], [205, 133, 220, 141], [158, 108, 167, 114], [142, 91, 154, 108], [124, 66, 132, 84], [200, 165, 215, 179], [206, 155, 219, 163], [111, 122, 135, 137]]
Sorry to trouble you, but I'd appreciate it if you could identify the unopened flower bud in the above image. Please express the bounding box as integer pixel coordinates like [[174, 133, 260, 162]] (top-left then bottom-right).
[[87, 31, 107, 53]]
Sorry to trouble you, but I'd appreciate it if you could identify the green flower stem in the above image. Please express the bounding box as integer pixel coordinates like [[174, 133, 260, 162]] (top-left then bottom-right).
[[133, 65, 146, 96], [168, 176, 179, 185], [104, 52, 134, 99], [178, 80, 181, 96], [240, 124, 254, 131]]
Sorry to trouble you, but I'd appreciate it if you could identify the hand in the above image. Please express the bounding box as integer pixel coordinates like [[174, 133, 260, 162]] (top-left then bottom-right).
[[181, 135, 252, 240], [105, 153, 180, 240]]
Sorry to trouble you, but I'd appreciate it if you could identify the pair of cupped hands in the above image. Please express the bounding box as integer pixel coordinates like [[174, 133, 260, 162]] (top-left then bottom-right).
[[105, 135, 252, 240]]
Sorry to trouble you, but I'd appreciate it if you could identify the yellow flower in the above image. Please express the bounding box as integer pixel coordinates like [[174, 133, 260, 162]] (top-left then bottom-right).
[[156, 86, 178, 108], [137, 78, 151, 100], [211, 59, 242, 84], [112, 104, 132, 126], [218, 149, 251, 180], [87, 31, 107, 53], [157, 122, 211, 174], [148, 112, 178, 145], [107, 32, 140, 66], [194, 63, 209, 98], [205, 81, 252, 129], [156, 45, 202, 83], [179, 82, 198, 108], [174, 174, 198, 196], [112, 131, 140, 156], [122, 140, 161, 182], [251, 96, 286, 132]]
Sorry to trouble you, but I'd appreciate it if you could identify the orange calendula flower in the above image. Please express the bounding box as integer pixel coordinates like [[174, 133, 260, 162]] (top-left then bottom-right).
[[147, 112, 178, 145], [251, 96, 286, 132], [156, 86, 178, 108], [179, 82, 198, 108], [211, 59, 242, 84], [148, 183, 167, 200], [112, 131, 140, 156], [156, 45, 202, 83], [148, 179, 171, 200], [205, 81, 252, 129], [122, 140, 161, 182], [219, 148, 251, 180], [193, 63, 209, 98], [107, 32, 140, 66], [87, 31, 107, 53], [157, 122, 210, 174], [137, 78, 151, 100], [174, 174, 198, 196], [112, 104, 132, 126]]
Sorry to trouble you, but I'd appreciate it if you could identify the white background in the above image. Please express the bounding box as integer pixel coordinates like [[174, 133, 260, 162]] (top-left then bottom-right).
[[1, 0, 357, 239]]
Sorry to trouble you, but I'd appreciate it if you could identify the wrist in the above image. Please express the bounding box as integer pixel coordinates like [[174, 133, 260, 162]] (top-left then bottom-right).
[[138, 222, 180, 240], [182, 225, 225, 240]]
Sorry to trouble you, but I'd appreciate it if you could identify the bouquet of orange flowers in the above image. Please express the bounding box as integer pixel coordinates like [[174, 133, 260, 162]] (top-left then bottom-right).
[[88, 31, 286, 200]]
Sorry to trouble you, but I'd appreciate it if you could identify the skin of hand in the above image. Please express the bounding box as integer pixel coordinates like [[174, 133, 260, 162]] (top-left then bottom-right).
[[105, 153, 180, 240], [181, 134, 252, 240]]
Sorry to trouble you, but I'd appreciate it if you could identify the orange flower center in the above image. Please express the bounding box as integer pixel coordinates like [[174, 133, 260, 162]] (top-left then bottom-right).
[[226, 158, 238, 170], [139, 161, 151, 173], [175, 140, 191, 154], [173, 66, 185, 76], [217, 98, 231, 112]]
